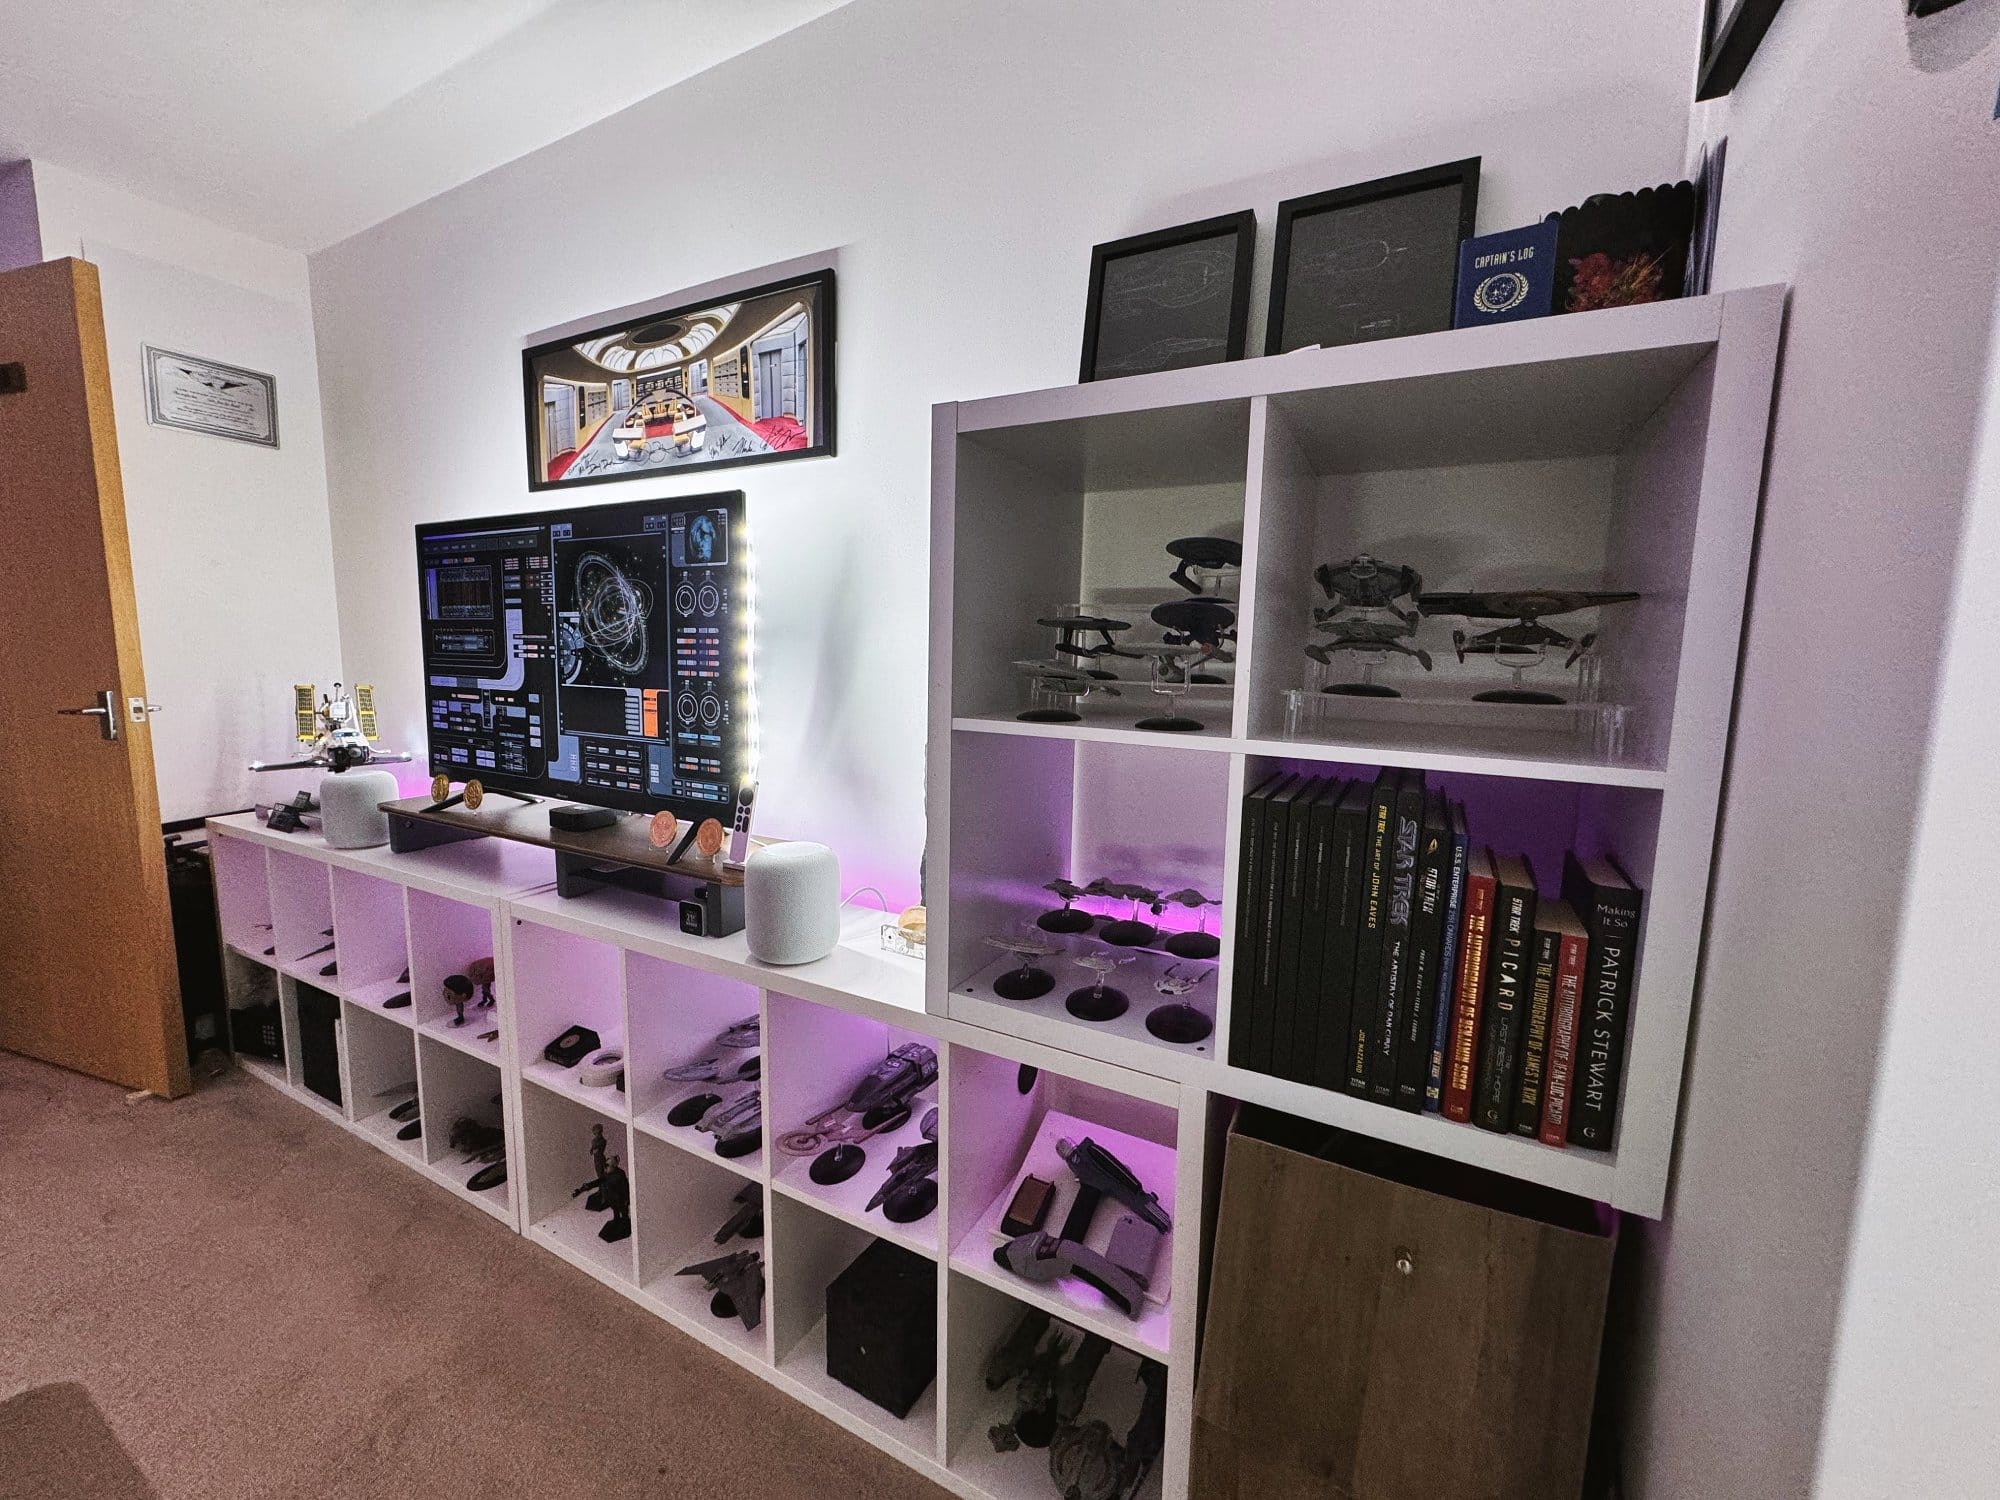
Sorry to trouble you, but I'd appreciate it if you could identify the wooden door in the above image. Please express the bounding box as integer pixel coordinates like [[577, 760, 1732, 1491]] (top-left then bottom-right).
[[0, 257, 188, 1098]]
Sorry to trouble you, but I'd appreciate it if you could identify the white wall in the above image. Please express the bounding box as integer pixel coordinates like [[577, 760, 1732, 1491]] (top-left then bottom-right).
[[309, 0, 1698, 904], [1618, 4, 2000, 1496], [31, 161, 344, 821], [1810, 267, 2000, 1498], [0, 160, 38, 271]]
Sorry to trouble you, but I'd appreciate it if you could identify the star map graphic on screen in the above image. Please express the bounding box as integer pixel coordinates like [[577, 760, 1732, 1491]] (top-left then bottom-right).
[[415, 491, 748, 818]]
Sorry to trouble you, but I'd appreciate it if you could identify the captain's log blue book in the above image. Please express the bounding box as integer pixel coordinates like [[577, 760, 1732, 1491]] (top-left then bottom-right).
[[1454, 222, 1559, 328]]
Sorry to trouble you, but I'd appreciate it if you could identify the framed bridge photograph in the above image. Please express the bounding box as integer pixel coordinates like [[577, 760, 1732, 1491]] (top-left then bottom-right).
[[523, 267, 835, 490]]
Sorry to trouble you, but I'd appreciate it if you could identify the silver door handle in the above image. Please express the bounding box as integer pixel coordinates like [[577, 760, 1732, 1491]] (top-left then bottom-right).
[[57, 690, 120, 740]]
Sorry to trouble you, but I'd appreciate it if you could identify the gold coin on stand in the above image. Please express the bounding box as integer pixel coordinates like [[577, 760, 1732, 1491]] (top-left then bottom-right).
[[648, 811, 678, 848], [463, 780, 485, 811], [430, 772, 451, 803], [694, 818, 725, 858]]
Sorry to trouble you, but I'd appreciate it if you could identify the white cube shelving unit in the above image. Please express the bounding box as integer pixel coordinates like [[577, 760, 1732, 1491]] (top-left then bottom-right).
[[209, 814, 548, 1227], [210, 815, 1207, 1500], [928, 289, 1785, 1217]]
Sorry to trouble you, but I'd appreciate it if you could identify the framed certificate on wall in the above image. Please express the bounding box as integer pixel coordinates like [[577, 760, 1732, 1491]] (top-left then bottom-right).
[[142, 345, 278, 447]]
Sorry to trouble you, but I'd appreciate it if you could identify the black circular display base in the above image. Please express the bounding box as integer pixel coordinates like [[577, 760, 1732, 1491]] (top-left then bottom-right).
[[1036, 907, 1095, 934], [1065, 985, 1131, 1023], [466, 1161, 508, 1192], [711, 1292, 739, 1321], [1086, 669, 1118, 680], [1322, 682, 1400, 698], [811, 1144, 867, 1185], [1015, 1407, 1058, 1449], [1100, 919, 1157, 947], [1473, 688, 1568, 705], [1189, 671, 1226, 684], [883, 1176, 939, 1224], [715, 1130, 760, 1160], [1017, 708, 1082, 723], [862, 1101, 912, 1134], [1134, 714, 1204, 733], [1145, 1004, 1214, 1045], [994, 965, 1056, 1001], [599, 1217, 632, 1243], [1163, 931, 1221, 960], [668, 1091, 721, 1128]]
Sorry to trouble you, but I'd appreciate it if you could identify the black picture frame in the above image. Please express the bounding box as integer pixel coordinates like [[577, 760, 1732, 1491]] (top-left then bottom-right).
[[1696, 0, 1785, 101], [1266, 158, 1480, 356], [522, 267, 835, 492], [1079, 211, 1255, 383]]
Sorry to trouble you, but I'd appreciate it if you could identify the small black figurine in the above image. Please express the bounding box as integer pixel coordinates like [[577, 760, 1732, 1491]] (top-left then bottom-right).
[[1164, 535, 1241, 596], [1087, 880, 1160, 947], [1313, 555, 1423, 623], [582, 1123, 609, 1210], [1151, 597, 1236, 682], [1066, 948, 1136, 1023], [1159, 888, 1221, 959], [1308, 554, 1431, 697], [984, 930, 1061, 1001], [1417, 588, 1640, 704], [596, 1156, 632, 1243], [575, 1139, 631, 1241], [1039, 614, 1142, 678], [466, 955, 497, 1009], [1014, 661, 1121, 723], [1036, 878, 1096, 934], [443, 972, 475, 1027]]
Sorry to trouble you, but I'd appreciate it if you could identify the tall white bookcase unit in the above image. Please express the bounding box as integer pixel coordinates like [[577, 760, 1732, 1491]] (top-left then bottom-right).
[[928, 287, 1784, 1218]]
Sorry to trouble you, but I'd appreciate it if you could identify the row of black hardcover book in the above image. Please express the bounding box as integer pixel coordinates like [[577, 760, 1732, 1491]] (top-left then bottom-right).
[[1229, 767, 1643, 1150]]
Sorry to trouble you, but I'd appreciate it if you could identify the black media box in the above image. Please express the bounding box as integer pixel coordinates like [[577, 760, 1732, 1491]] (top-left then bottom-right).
[[825, 1240, 937, 1419], [296, 983, 343, 1108]]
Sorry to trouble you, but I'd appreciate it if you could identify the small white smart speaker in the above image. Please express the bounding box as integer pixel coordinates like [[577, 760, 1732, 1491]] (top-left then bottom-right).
[[745, 842, 841, 965], [318, 769, 400, 850]]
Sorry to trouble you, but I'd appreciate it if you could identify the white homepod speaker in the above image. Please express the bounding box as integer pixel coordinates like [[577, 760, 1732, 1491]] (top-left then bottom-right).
[[745, 842, 840, 965], [318, 768, 400, 849]]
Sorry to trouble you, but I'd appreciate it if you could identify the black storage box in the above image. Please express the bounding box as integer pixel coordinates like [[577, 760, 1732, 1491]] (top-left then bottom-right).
[[230, 1000, 283, 1062], [296, 983, 343, 1107], [825, 1239, 936, 1419]]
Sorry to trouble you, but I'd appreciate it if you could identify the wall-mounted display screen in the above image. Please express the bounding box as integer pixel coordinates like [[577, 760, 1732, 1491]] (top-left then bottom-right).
[[415, 491, 750, 819], [522, 268, 834, 491]]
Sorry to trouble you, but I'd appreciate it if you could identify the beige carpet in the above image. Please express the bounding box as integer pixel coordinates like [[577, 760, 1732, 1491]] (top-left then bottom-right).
[[0, 1051, 950, 1500]]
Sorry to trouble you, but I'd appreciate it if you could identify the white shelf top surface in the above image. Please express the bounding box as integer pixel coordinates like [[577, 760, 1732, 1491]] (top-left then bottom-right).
[[947, 291, 1769, 480], [952, 715, 1668, 790], [207, 811, 555, 904], [509, 887, 927, 1022]]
